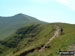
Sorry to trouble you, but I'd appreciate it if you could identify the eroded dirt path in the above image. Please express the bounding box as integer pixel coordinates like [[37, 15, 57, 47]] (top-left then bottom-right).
[[6, 26, 61, 56], [39, 26, 60, 52]]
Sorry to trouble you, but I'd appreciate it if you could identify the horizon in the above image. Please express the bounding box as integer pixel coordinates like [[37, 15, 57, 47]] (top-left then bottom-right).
[[0, 0, 75, 24], [0, 13, 74, 24]]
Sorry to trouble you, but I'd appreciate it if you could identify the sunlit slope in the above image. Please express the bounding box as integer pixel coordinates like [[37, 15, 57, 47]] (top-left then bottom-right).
[[0, 23, 75, 56]]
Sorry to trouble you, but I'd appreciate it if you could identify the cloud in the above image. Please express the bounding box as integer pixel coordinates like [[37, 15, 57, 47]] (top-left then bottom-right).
[[31, 0, 75, 10], [56, 0, 68, 4], [56, 0, 75, 10]]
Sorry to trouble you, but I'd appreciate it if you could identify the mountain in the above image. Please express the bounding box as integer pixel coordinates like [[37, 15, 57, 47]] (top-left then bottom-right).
[[0, 23, 75, 56], [0, 13, 41, 40]]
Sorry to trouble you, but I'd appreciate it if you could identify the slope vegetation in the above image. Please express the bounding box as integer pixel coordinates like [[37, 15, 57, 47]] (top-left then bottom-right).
[[0, 13, 41, 40], [0, 23, 75, 56]]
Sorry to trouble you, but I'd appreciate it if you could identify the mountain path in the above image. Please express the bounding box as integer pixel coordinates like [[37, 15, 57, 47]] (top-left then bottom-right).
[[6, 26, 61, 56], [39, 26, 60, 52]]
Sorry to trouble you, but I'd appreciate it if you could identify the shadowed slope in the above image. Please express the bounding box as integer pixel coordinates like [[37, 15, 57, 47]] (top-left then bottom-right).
[[0, 13, 41, 40]]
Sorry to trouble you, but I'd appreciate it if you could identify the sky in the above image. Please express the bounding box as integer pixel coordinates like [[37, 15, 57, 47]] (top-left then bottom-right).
[[0, 0, 75, 24]]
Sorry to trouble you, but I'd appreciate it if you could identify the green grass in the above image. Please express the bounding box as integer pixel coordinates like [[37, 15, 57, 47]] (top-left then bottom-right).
[[0, 13, 41, 40], [0, 23, 75, 56]]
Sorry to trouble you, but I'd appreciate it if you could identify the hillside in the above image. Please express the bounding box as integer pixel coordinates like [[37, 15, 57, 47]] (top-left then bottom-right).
[[0, 13, 41, 40], [0, 23, 75, 56]]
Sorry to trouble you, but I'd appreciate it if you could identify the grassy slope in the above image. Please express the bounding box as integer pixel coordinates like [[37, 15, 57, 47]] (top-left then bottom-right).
[[0, 14, 40, 40], [0, 23, 75, 56]]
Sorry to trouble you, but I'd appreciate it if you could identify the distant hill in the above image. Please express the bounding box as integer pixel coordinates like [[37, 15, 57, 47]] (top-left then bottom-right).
[[0, 23, 75, 56], [0, 13, 41, 40]]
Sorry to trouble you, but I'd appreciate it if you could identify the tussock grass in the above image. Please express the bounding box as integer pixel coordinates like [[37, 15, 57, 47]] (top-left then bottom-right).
[[0, 23, 75, 56]]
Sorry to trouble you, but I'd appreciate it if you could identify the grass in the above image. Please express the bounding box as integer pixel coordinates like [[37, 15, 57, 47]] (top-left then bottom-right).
[[0, 23, 75, 56], [0, 13, 41, 40]]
